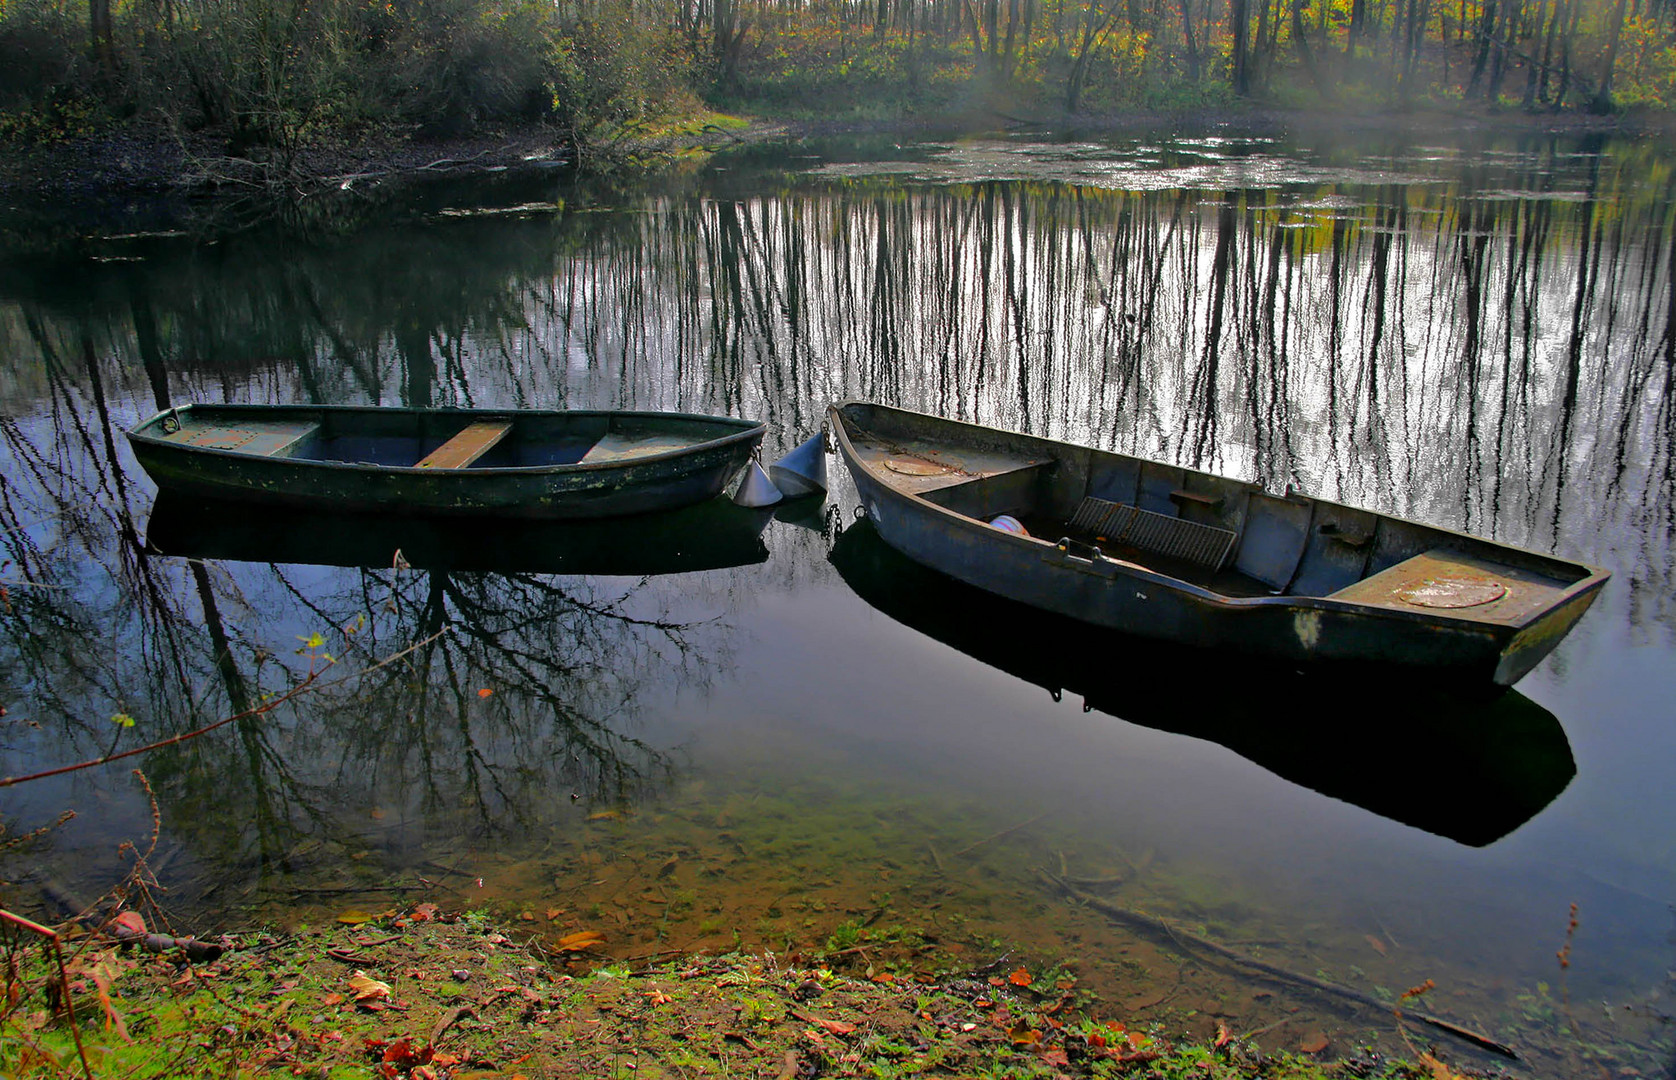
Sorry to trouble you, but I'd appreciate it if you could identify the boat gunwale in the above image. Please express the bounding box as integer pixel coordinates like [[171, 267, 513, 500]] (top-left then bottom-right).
[[828, 400, 1611, 630], [128, 404, 767, 476]]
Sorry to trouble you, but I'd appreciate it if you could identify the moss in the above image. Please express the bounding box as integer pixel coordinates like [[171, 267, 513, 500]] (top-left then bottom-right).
[[0, 905, 1454, 1079]]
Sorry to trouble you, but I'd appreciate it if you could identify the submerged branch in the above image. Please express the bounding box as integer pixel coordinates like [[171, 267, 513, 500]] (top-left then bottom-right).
[[0, 629, 451, 789], [1036, 869, 1518, 1060]]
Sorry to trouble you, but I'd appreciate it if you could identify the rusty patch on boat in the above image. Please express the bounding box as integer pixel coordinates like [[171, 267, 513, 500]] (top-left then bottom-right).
[[1397, 575, 1507, 609], [884, 456, 954, 476]]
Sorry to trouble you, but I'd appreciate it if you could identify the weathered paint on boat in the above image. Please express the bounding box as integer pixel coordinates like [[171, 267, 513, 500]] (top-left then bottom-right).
[[830, 401, 1609, 686], [127, 404, 766, 519]]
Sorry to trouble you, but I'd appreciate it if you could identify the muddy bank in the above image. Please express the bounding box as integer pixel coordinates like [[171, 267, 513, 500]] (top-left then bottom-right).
[[1, 902, 1464, 1079]]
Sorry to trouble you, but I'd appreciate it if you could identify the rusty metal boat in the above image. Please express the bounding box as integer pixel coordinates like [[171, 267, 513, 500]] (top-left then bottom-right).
[[830, 401, 1608, 685]]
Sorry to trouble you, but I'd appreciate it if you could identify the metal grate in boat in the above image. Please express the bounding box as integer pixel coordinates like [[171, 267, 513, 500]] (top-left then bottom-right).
[[1068, 496, 1236, 570]]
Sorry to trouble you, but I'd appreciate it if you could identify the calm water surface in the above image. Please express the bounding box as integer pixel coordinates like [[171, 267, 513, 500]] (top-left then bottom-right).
[[1, 129, 1672, 1077]]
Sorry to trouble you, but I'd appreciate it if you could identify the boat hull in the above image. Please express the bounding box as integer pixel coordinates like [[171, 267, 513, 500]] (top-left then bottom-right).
[[128, 405, 766, 520], [832, 402, 1606, 685]]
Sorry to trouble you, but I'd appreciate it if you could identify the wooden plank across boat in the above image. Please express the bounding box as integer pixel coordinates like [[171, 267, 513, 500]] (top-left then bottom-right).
[[830, 401, 1609, 686], [127, 404, 767, 519]]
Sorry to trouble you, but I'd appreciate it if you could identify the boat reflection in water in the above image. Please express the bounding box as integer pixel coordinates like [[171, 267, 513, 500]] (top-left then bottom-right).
[[830, 519, 1575, 847], [144, 491, 775, 575]]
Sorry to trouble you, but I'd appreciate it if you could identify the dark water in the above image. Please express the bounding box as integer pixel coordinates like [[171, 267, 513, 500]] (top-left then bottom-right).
[[1, 130, 1672, 1076]]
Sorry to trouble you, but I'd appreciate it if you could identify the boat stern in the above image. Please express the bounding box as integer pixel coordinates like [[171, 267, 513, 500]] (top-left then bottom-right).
[[1492, 572, 1609, 685]]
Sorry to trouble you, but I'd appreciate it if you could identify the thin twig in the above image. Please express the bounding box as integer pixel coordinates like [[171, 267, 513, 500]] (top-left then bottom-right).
[[1037, 869, 1518, 1060], [0, 630, 449, 789], [953, 811, 1049, 857], [0, 910, 93, 1079]]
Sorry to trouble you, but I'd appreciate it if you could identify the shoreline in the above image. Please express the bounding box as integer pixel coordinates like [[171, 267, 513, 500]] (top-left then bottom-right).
[[8, 901, 1447, 1079], [0, 104, 1668, 245]]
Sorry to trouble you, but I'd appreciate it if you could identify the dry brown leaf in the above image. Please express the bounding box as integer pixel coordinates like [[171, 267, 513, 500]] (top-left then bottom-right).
[[348, 972, 393, 1002], [1007, 967, 1032, 987], [553, 930, 606, 952], [1419, 1052, 1466, 1080], [1366, 934, 1389, 956], [1300, 1032, 1329, 1054], [336, 910, 375, 926]]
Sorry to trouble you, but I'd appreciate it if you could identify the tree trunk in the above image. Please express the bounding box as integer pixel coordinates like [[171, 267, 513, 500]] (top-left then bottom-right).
[[1180, 0, 1201, 80], [89, 0, 116, 78], [1467, 0, 1496, 90], [1589, 0, 1628, 112], [1290, 0, 1330, 97], [1230, 0, 1251, 93]]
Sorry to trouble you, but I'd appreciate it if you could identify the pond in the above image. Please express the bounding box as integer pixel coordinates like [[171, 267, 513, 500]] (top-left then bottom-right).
[[0, 127, 1671, 1077]]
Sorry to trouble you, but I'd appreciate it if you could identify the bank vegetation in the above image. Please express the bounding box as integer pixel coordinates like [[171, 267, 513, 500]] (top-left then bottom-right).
[[0, 0, 1672, 185]]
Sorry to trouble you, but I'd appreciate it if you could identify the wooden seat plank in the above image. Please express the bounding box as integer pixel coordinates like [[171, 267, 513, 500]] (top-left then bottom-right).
[[416, 421, 513, 470]]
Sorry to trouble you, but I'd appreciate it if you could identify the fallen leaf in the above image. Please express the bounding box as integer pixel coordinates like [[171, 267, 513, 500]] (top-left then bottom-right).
[[1008, 1021, 1040, 1046], [411, 903, 439, 922], [553, 930, 606, 952], [321, 992, 345, 1006], [111, 911, 147, 935], [1419, 1052, 1466, 1080], [348, 972, 393, 1002], [1007, 966, 1032, 987], [644, 989, 672, 1005], [544, 908, 565, 921], [477, 688, 494, 698], [337, 910, 375, 926], [986, 975, 1005, 987], [1300, 1032, 1329, 1054], [1214, 1023, 1232, 1048], [1366, 934, 1389, 956], [1040, 1048, 1070, 1067]]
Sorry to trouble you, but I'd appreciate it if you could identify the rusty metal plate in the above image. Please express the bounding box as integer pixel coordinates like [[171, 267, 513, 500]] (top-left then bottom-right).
[[1398, 575, 1508, 609], [884, 456, 952, 476], [183, 427, 260, 451]]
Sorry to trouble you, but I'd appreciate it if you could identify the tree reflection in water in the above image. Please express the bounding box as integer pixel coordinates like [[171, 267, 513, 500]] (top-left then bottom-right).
[[0, 390, 761, 914], [0, 132, 1671, 1075]]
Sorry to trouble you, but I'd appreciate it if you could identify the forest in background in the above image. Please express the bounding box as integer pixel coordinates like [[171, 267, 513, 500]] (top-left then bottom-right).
[[0, 0, 1672, 173]]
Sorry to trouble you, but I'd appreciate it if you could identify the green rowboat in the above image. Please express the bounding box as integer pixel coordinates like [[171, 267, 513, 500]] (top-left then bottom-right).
[[127, 404, 766, 519]]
